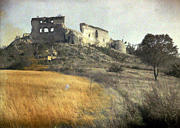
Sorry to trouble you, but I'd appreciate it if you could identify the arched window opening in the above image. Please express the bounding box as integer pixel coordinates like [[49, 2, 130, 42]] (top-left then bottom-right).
[[40, 28, 43, 33], [95, 30, 98, 38], [44, 28, 49, 33], [50, 27, 54, 32]]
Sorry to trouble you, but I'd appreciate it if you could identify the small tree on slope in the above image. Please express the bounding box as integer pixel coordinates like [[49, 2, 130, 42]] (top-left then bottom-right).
[[136, 34, 178, 81]]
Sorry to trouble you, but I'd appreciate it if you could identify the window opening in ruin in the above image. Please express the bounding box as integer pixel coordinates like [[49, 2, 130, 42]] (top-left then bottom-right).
[[89, 34, 91, 37], [50, 28, 54, 32], [51, 20, 54, 23], [95, 30, 98, 38], [40, 20, 43, 23], [40, 28, 43, 33], [44, 28, 49, 33]]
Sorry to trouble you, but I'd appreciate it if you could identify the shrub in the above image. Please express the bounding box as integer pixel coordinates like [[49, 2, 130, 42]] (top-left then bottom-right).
[[59, 65, 73, 74], [131, 66, 141, 70], [126, 43, 136, 55], [139, 84, 180, 128], [121, 83, 180, 128], [7, 56, 32, 69], [165, 63, 180, 78], [108, 63, 123, 73]]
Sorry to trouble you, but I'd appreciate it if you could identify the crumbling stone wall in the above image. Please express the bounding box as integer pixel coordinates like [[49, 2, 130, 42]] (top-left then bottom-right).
[[62, 26, 83, 45], [30, 16, 126, 53], [80, 23, 110, 47], [31, 16, 83, 45], [110, 40, 126, 53], [31, 16, 65, 43]]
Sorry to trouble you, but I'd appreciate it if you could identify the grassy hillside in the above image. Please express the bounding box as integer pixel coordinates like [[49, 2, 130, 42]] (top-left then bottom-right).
[[0, 70, 111, 128], [0, 38, 145, 71], [0, 68, 179, 128], [0, 38, 180, 128]]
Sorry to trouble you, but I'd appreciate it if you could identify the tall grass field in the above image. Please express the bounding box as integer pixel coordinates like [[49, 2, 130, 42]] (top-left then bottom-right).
[[0, 70, 110, 128]]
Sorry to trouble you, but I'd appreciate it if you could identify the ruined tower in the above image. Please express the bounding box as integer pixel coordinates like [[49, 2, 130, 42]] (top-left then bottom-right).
[[31, 16, 65, 42]]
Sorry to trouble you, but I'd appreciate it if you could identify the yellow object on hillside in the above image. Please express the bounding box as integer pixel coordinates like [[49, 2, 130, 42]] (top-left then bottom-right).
[[0, 70, 110, 127]]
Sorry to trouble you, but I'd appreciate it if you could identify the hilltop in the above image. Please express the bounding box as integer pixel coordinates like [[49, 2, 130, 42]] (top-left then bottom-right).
[[0, 36, 143, 71]]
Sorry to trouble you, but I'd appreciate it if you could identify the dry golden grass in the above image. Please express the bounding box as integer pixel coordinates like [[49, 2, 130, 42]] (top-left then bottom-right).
[[0, 70, 110, 128]]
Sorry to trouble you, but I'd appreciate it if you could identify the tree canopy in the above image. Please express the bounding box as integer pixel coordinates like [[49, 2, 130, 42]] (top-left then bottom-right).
[[137, 34, 178, 80]]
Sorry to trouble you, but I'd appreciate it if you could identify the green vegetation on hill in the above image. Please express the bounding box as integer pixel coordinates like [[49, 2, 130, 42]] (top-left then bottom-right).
[[0, 37, 145, 72]]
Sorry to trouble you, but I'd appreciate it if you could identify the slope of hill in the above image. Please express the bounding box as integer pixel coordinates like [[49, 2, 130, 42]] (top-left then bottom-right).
[[0, 37, 180, 128], [0, 37, 146, 71]]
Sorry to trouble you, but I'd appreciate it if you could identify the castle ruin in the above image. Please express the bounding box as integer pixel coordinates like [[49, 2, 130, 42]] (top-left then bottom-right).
[[30, 16, 126, 53], [31, 16, 66, 42]]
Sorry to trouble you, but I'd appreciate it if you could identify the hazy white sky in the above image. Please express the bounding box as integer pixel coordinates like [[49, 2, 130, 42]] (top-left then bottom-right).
[[0, 0, 180, 50]]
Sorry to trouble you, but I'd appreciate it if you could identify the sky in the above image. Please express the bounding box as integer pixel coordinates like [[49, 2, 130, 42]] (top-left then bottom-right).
[[0, 0, 180, 50]]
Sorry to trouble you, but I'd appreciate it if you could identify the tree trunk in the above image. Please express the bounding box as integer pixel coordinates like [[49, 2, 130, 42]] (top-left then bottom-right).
[[153, 65, 159, 81]]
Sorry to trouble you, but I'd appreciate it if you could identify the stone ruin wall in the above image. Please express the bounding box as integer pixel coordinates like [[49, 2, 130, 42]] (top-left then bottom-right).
[[110, 40, 126, 53], [30, 16, 126, 53], [31, 16, 66, 43], [80, 23, 110, 47]]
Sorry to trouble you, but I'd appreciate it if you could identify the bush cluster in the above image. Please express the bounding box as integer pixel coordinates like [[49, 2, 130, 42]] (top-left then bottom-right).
[[7, 56, 32, 69], [126, 43, 137, 55], [108, 63, 123, 73], [122, 83, 180, 128], [166, 63, 180, 78], [141, 85, 179, 128]]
